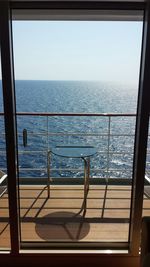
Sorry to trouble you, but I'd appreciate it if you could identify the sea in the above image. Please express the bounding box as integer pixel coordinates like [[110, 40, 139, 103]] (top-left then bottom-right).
[[0, 80, 149, 179]]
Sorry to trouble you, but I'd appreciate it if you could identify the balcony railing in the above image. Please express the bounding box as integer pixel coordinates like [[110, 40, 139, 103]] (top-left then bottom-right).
[[0, 112, 150, 183]]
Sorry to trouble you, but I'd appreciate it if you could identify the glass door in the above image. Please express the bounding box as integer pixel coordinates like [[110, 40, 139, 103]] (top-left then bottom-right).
[[12, 9, 143, 249]]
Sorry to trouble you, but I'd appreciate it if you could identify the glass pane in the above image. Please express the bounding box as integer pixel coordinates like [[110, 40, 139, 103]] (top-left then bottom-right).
[[0, 54, 11, 250], [12, 13, 143, 247]]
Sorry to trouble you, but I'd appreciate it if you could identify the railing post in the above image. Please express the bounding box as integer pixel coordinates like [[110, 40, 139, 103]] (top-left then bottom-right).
[[47, 151, 50, 198], [46, 116, 50, 197], [46, 115, 49, 153], [106, 116, 111, 183], [102, 115, 111, 218]]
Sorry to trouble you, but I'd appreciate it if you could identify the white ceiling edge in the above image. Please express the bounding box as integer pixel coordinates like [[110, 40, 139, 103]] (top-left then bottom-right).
[[12, 9, 143, 21]]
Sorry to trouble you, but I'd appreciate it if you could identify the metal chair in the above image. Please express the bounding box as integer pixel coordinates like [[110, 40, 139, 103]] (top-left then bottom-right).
[[0, 170, 7, 197], [144, 175, 150, 198]]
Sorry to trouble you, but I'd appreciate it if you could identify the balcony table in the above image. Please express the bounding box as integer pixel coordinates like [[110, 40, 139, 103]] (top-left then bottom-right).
[[47, 145, 97, 214]]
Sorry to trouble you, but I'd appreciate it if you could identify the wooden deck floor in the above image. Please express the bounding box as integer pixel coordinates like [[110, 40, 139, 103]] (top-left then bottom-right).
[[1, 184, 150, 249]]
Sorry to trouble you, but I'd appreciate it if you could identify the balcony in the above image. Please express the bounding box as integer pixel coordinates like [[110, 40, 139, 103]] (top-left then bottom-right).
[[0, 113, 150, 249]]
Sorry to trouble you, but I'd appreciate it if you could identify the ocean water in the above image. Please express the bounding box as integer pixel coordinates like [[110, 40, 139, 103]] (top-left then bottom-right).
[[15, 80, 137, 113], [0, 80, 141, 179]]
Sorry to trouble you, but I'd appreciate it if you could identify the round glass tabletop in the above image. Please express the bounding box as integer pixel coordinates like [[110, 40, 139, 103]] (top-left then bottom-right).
[[51, 145, 97, 158]]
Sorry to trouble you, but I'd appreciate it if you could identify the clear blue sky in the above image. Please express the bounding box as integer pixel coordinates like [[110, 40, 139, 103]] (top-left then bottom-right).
[[1, 21, 143, 83]]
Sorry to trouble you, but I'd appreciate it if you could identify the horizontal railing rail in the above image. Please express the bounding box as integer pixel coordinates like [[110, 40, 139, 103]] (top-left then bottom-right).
[[0, 112, 137, 116]]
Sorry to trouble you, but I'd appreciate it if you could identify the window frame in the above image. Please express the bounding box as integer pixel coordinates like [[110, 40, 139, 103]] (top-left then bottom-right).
[[0, 1, 150, 265]]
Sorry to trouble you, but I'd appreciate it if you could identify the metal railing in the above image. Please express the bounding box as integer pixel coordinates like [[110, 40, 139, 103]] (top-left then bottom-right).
[[0, 112, 150, 181]]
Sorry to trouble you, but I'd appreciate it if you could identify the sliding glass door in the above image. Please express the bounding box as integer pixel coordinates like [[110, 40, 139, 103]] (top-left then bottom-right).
[[11, 9, 144, 249]]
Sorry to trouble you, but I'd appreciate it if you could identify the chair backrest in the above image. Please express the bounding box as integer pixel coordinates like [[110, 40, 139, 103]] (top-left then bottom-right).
[[0, 170, 7, 197], [0, 170, 7, 183]]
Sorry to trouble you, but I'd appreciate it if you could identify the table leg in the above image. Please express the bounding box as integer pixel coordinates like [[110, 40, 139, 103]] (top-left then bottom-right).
[[87, 157, 90, 191], [83, 157, 90, 213]]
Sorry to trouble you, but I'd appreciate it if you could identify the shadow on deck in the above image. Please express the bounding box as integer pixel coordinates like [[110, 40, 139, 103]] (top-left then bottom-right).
[[0, 184, 150, 248]]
